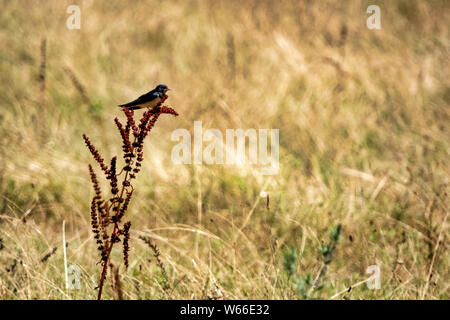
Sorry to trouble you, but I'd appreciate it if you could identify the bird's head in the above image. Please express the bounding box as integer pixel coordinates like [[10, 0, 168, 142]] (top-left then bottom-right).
[[155, 84, 170, 94]]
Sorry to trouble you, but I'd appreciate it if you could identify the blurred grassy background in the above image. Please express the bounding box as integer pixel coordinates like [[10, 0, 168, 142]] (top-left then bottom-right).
[[0, 0, 448, 299]]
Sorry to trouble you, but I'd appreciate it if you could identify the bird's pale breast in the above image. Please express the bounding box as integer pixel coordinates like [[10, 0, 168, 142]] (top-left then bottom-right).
[[138, 96, 161, 109]]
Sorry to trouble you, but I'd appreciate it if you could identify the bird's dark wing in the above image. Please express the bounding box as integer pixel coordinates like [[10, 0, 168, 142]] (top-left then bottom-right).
[[118, 91, 159, 108]]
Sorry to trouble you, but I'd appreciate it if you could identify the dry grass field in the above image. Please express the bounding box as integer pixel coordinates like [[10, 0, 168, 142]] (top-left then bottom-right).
[[0, 0, 448, 299]]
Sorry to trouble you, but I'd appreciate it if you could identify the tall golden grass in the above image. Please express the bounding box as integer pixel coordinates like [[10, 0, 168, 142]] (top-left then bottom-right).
[[0, 0, 448, 299]]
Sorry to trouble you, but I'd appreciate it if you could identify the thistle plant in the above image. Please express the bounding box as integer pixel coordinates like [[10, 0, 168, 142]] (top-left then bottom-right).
[[83, 96, 178, 299]]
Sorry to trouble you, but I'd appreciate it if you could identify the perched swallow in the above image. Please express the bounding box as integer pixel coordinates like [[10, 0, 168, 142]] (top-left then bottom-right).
[[119, 84, 170, 110]]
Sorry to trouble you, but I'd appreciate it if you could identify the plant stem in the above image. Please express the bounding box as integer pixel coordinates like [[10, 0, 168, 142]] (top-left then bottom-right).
[[97, 170, 129, 300]]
